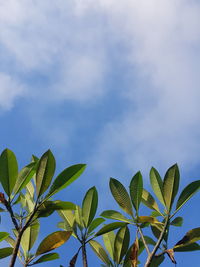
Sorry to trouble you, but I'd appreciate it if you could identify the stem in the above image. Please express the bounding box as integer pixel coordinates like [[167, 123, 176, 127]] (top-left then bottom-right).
[[5, 201, 19, 231], [82, 242, 88, 267], [137, 226, 150, 256], [9, 206, 38, 267], [144, 215, 170, 267]]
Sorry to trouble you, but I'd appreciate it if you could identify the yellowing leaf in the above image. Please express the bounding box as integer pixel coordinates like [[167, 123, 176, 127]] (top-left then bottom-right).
[[36, 231, 72, 255]]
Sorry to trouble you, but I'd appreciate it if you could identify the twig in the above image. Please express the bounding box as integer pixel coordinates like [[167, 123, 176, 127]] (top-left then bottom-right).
[[137, 226, 150, 256]]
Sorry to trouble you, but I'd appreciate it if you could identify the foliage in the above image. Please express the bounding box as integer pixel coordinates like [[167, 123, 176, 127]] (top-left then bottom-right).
[[0, 149, 199, 266]]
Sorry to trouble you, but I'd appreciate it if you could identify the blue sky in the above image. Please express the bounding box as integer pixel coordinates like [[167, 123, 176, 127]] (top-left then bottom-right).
[[0, 0, 200, 266]]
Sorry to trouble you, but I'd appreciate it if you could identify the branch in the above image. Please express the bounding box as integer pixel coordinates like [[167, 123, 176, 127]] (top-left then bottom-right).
[[144, 215, 170, 267], [137, 226, 150, 256]]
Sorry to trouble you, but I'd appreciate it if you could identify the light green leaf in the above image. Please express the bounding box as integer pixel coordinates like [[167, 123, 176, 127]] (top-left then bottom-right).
[[88, 218, 105, 234], [47, 164, 86, 197], [142, 189, 161, 214], [96, 222, 127, 237], [0, 232, 9, 242], [150, 167, 165, 206], [89, 240, 111, 265], [36, 150, 55, 197], [176, 180, 200, 212], [31, 253, 59, 265], [0, 149, 18, 197], [163, 164, 180, 211], [0, 247, 13, 259], [82, 186, 98, 228], [36, 231, 72, 255], [103, 231, 115, 260], [170, 217, 183, 227], [75, 205, 84, 230], [136, 216, 163, 226], [129, 172, 143, 213], [109, 178, 133, 216], [12, 162, 36, 197], [101, 210, 132, 223], [114, 226, 130, 264], [21, 221, 40, 253], [58, 210, 74, 227], [174, 227, 200, 248]]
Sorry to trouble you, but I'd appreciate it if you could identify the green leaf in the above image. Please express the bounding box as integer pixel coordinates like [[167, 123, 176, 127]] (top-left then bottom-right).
[[101, 210, 132, 223], [174, 242, 200, 252], [47, 164, 86, 197], [21, 221, 40, 253], [36, 231, 72, 255], [129, 172, 143, 213], [171, 217, 183, 227], [0, 149, 18, 197], [142, 236, 156, 246], [96, 222, 127, 237], [58, 210, 74, 227], [176, 180, 200, 212], [0, 247, 13, 259], [149, 255, 165, 267], [174, 227, 200, 248], [114, 226, 130, 264], [75, 205, 84, 230], [136, 216, 163, 226], [31, 253, 59, 265], [150, 167, 165, 206], [36, 150, 56, 197], [103, 231, 115, 260], [0, 232, 9, 242], [87, 218, 105, 234], [82, 186, 98, 228], [12, 162, 36, 197], [89, 240, 111, 265], [142, 189, 161, 214], [109, 178, 133, 216], [163, 164, 180, 211]]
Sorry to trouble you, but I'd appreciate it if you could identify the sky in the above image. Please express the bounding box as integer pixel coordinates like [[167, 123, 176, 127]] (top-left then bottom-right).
[[0, 0, 200, 266]]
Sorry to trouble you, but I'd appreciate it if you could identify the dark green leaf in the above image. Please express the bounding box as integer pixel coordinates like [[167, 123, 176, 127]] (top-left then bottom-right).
[[101, 210, 132, 223], [149, 255, 165, 267], [171, 217, 183, 227], [129, 172, 143, 213], [0, 149, 18, 197], [82, 186, 98, 228], [36, 150, 56, 197], [95, 222, 127, 237], [87, 218, 105, 234], [109, 178, 133, 216], [0, 232, 9, 242], [174, 242, 200, 252], [150, 167, 165, 206], [32, 253, 59, 265], [142, 189, 161, 214], [47, 164, 86, 197], [176, 180, 200, 212], [174, 227, 200, 248], [0, 247, 13, 259], [114, 226, 130, 264], [163, 164, 180, 211]]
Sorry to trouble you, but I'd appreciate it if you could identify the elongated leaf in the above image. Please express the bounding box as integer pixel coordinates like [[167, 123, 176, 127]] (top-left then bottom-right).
[[32, 253, 59, 265], [36, 231, 72, 255], [109, 178, 133, 216], [37, 201, 75, 218], [103, 231, 115, 260], [142, 189, 161, 214], [171, 217, 183, 227], [163, 164, 180, 211], [150, 167, 165, 206], [36, 150, 55, 197], [13, 162, 36, 197], [174, 227, 200, 248], [0, 232, 9, 242], [88, 218, 105, 234], [114, 226, 130, 264], [21, 221, 40, 253], [136, 216, 163, 226], [0, 149, 18, 197], [129, 172, 143, 213], [89, 240, 111, 265], [174, 242, 200, 252], [149, 255, 165, 267], [58, 210, 74, 227], [75, 205, 84, 230], [47, 164, 86, 197], [82, 186, 98, 227], [96, 222, 127, 237], [101, 210, 132, 223], [0, 247, 13, 259], [176, 180, 200, 212]]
